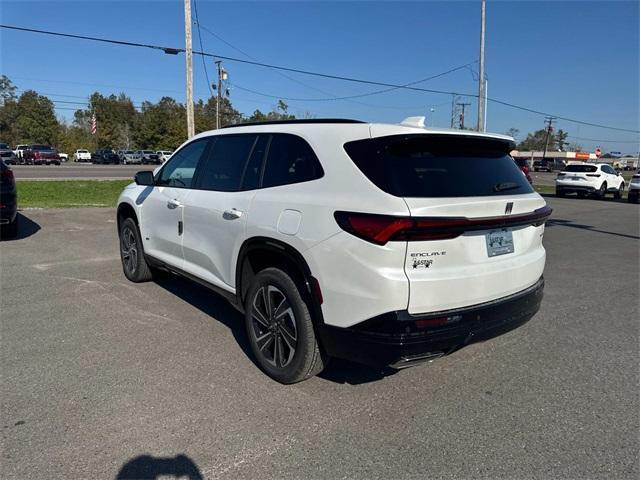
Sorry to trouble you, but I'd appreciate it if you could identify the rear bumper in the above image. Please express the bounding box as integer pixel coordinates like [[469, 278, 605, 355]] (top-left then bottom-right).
[[556, 181, 598, 194], [317, 277, 544, 368]]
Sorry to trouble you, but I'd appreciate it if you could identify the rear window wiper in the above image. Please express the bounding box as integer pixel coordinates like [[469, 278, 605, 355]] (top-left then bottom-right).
[[493, 182, 522, 192]]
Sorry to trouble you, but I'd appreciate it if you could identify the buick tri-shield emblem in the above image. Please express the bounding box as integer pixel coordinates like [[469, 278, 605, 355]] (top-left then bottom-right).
[[505, 202, 514, 215]]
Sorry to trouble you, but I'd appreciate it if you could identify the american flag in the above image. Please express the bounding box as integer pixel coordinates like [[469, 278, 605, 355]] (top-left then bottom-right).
[[91, 113, 97, 135]]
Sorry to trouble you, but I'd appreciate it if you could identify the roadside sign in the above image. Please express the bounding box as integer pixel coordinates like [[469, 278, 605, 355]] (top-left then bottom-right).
[[575, 152, 590, 160], [595, 147, 601, 158]]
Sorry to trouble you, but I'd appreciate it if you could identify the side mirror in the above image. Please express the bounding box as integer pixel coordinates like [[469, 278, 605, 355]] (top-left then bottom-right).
[[135, 170, 155, 186]]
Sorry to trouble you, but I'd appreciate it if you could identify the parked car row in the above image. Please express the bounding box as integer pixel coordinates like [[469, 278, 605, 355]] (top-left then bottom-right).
[[2, 144, 63, 165], [79, 148, 173, 165]]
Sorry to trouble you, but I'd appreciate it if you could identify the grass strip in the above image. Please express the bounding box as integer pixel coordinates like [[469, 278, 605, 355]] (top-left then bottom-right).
[[16, 180, 131, 208]]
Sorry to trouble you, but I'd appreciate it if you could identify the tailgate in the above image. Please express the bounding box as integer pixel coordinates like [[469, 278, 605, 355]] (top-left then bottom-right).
[[403, 194, 547, 314]]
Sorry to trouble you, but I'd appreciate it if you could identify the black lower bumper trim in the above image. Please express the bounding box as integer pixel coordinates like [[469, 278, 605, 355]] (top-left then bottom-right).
[[317, 277, 544, 368]]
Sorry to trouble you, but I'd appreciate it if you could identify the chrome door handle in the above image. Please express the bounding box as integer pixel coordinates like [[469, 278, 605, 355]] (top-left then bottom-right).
[[167, 199, 181, 209], [223, 208, 243, 220]]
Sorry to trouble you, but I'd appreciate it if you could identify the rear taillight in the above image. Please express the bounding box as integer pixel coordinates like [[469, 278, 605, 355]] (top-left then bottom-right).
[[586, 174, 601, 177], [334, 206, 553, 245]]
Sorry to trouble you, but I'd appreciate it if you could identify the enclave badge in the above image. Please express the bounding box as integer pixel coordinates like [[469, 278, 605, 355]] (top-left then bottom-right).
[[505, 202, 514, 215]]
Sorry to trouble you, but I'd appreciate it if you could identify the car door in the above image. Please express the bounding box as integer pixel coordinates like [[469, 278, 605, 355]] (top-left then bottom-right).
[[607, 165, 622, 189], [181, 133, 266, 290], [139, 138, 210, 270]]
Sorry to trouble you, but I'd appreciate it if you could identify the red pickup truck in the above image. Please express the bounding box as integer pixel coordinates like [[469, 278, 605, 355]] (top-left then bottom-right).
[[23, 145, 61, 165]]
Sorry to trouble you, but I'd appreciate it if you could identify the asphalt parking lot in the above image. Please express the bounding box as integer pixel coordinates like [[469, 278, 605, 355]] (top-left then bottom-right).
[[1, 197, 638, 479]]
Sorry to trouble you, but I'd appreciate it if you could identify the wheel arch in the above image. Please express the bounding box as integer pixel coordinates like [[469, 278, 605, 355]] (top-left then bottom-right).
[[116, 201, 139, 231], [236, 237, 324, 324]]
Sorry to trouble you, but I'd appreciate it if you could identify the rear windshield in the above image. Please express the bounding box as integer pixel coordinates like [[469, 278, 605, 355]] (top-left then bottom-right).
[[344, 134, 531, 197], [564, 164, 597, 173], [31, 145, 53, 151]]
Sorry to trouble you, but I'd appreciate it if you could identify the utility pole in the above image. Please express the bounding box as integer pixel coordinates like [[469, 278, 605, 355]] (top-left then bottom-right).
[[458, 102, 471, 129], [477, 0, 486, 132], [541, 116, 556, 161], [215, 60, 222, 129], [184, 0, 195, 138], [450, 94, 461, 128]]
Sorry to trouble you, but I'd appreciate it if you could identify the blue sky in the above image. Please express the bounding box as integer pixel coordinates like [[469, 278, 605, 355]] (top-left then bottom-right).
[[1, 0, 638, 153]]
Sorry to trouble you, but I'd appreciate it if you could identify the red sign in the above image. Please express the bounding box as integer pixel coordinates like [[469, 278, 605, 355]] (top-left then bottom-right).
[[595, 147, 602, 158]]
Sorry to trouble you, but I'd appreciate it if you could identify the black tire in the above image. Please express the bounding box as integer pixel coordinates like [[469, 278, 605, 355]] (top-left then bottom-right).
[[1, 216, 18, 239], [244, 268, 327, 384], [119, 217, 153, 282], [629, 193, 639, 204], [598, 182, 607, 199], [614, 183, 624, 200]]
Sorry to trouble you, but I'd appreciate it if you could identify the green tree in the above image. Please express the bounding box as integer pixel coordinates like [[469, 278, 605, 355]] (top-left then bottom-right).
[[505, 128, 520, 141], [134, 97, 186, 150], [77, 93, 138, 149], [0, 75, 17, 106], [555, 128, 568, 151], [517, 129, 556, 151], [245, 99, 296, 123], [11, 90, 59, 145]]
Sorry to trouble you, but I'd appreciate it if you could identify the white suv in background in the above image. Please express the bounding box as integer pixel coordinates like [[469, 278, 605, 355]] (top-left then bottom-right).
[[556, 163, 625, 199], [117, 119, 551, 383]]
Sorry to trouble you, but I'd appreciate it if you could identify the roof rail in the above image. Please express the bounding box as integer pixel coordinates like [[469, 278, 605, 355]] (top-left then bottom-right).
[[221, 118, 365, 129]]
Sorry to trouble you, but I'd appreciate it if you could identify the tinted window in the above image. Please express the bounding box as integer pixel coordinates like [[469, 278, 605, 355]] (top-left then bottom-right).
[[198, 134, 257, 191], [564, 164, 597, 173], [241, 135, 268, 190], [344, 134, 532, 198], [157, 139, 208, 188], [262, 134, 323, 188], [604, 165, 616, 174]]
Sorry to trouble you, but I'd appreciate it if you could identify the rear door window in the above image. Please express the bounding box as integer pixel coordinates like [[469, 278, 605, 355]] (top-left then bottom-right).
[[344, 134, 532, 197], [197, 134, 258, 192], [262, 134, 323, 188]]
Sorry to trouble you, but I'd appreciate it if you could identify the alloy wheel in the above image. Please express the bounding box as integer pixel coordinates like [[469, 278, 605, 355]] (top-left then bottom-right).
[[120, 226, 138, 275], [250, 285, 298, 368]]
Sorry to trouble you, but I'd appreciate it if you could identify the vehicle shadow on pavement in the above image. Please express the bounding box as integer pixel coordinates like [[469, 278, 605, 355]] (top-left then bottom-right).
[[540, 192, 638, 205], [152, 274, 253, 359], [0, 212, 41, 241], [318, 358, 398, 385], [116, 454, 203, 480], [153, 274, 399, 385], [546, 218, 640, 240]]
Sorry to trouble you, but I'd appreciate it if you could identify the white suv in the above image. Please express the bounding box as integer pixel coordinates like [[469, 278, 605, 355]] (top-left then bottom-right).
[[556, 162, 625, 199], [117, 119, 551, 383]]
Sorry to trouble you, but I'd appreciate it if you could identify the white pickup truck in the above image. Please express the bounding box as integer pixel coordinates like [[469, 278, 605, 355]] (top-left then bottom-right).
[[73, 149, 91, 162]]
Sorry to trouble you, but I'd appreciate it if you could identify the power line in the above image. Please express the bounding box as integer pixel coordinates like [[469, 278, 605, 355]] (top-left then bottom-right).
[[2, 24, 638, 134], [567, 135, 639, 144], [231, 63, 477, 103], [192, 0, 214, 98], [194, 19, 478, 108], [194, 20, 474, 109]]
